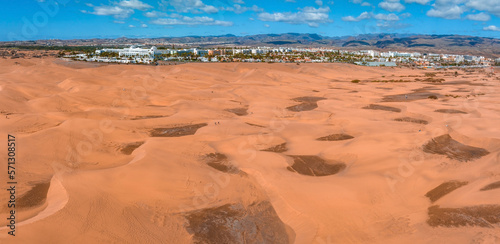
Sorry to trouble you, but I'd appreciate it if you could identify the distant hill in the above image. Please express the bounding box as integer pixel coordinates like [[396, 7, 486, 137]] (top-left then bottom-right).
[[156, 33, 500, 57], [2, 33, 500, 57]]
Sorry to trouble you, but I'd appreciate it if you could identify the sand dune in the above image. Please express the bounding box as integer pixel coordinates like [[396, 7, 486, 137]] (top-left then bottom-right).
[[0, 59, 499, 243]]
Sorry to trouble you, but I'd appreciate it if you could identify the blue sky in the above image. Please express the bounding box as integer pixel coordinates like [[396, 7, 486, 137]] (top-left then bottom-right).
[[1, 0, 499, 41]]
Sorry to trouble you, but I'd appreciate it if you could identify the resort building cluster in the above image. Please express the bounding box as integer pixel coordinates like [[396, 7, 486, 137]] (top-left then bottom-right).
[[66, 45, 500, 68]]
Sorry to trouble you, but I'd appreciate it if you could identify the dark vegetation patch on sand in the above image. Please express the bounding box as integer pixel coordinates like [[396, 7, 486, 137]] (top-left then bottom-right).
[[203, 153, 239, 174], [421, 78, 445, 83], [371, 79, 413, 83], [480, 181, 500, 191], [225, 108, 248, 116], [17, 181, 51, 209], [425, 181, 468, 203], [292, 97, 327, 103], [451, 88, 470, 92], [435, 109, 467, 114], [427, 205, 500, 228], [120, 141, 145, 155], [245, 122, 266, 128], [363, 104, 401, 113], [130, 115, 165, 120], [186, 201, 291, 244], [150, 123, 207, 137], [54, 59, 109, 69], [434, 80, 487, 86], [287, 97, 326, 112], [382, 88, 441, 102], [287, 103, 319, 112], [316, 134, 354, 141], [262, 143, 288, 153], [394, 117, 429, 124], [287, 155, 346, 176], [422, 134, 489, 162]]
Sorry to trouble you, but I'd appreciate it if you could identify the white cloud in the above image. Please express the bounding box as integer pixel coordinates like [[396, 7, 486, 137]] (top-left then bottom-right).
[[376, 21, 410, 29], [404, 0, 431, 4], [483, 25, 500, 31], [113, 20, 125, 24], [423, 0, 500, 19], [264, 24, 270, 27], [129, 24, 135, 27], [144, 11, 168, 18], [83, 0, 153, 19], [141, 23, 148, 28], [86, 6, 135, 19], [425, 0, 473, 19], [342, 11, 371, 21], [466, 0, 500, 17], [465, 12, 491, 21], [374, 13, 400, 20], [401, 12, 412, 17], [258, 6, 332, 27], [234, 0, 245, 3], [118, 0, 152, 11], [222, 4, 263, 14], [427, 4, 464, 19], [152, 16, 233, 26], [316, 0, 324, 6], [158, 0, 219, 14], [379, 0, 405, 12], [342, 12, 399, 21], [201, 5, 219, 14], [350, 0, 371, 6]]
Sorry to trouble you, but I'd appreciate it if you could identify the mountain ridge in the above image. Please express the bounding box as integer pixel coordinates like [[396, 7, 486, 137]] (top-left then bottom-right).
[[2, 33, 500, 57]]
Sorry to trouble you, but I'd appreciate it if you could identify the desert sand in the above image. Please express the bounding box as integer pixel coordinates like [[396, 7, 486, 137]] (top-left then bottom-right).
[[0, 58, 499, 243]]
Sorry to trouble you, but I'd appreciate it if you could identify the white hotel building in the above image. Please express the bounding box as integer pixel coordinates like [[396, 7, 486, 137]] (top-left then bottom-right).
[[96, 45, 160, 58]]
